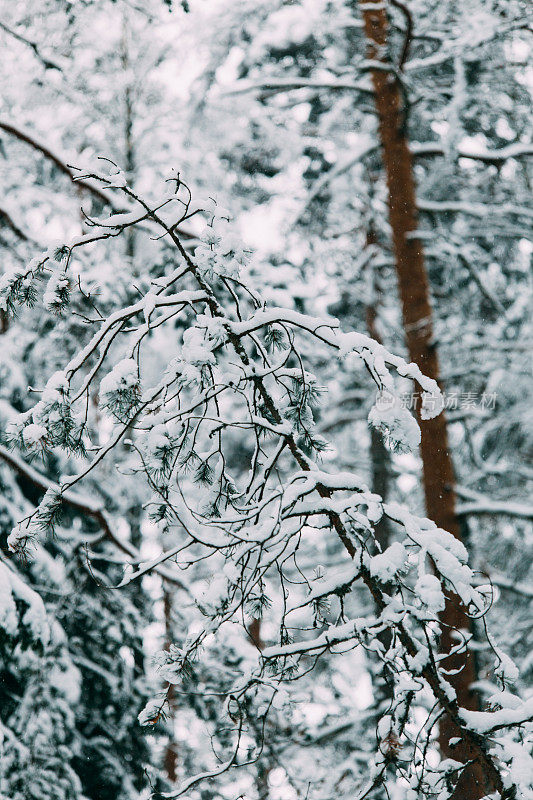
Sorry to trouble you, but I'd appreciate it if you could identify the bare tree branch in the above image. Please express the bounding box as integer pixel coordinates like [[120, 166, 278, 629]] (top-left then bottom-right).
[[390, 0, 414, 70], [0, 119, 197, 241]]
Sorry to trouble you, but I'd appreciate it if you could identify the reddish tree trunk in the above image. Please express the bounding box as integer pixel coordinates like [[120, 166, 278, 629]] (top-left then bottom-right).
[[248, 619, 270, 799], [248, 617, 265, 650], [358, 3, 487, 797]]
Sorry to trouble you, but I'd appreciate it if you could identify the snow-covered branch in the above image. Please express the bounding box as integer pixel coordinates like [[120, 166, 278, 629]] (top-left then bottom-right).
[[455, 485, 533, 520], [418, 198, 533, 220], [0, 443, 187, 588], [2, 174, 526, 800], [0, 19, 63, 71], [224, 76, 373, 96], [0, 118, 124, 209]]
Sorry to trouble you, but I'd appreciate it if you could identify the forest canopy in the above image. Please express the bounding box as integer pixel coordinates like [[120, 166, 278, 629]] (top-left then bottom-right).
[[0, 2, 531, 800]]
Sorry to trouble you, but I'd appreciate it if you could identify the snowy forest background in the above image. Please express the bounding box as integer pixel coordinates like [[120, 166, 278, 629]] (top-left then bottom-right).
[[0, 1, 532, 799]]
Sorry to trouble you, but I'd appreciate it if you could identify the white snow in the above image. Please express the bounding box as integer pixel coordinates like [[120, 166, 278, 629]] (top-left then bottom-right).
[[181, 327, 216, 367], [100, 358, 139, 396], [21, 423, 47, 445], [415, 574, 445, 614], [0, 563, 19, 636], [138, 697, 165, 726], [461, 696, 533, 734], [368, 399, 421, 454], [0, 561, 50, 645], [43, 270, 70, 311], [369, 542, 408, 583]]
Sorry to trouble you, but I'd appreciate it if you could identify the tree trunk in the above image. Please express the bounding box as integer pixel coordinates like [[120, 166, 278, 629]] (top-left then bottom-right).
[[121, 12, 136, 262], [365, 231, 395, 712], [365, 229, 392, 555], [248, 617, 265, 650], [248, 619, 270, 800], [163, 589, 178, 783], [358, 3, 486, 797]]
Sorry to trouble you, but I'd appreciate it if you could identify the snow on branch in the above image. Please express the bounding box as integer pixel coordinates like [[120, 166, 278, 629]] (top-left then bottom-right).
[[0, 19, 64, 71], [0, 443, 186, 588], [412, 139, 533, 164], [3, 171, 529, 800], [455, 485, 533, 520], [418, 198, 533, 220], [301, 139, 532, 216], [0, 118, 124, 209], [223, 76, 374, 96], [0, 559, 50, 645], [461, 697, 533, 734]]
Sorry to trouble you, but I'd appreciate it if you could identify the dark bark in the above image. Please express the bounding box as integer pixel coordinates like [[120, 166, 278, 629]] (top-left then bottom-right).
[[248, 619, 270, 800], [163, 590, 178, 783], [365, 236, 392, 554], [248, 617, 265, 650], [121, 13, 136, 261], [365, 246, 395, 711]]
